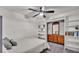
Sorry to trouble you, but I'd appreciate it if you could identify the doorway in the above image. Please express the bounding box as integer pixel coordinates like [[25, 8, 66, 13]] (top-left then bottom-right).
[[47, 20, 64, 45]]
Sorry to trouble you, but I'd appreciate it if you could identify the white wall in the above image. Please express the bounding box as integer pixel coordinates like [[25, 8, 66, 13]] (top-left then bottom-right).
[[48, 23, 52, 34], [59, 21, 64, 35], [0, 8, 38, 41]]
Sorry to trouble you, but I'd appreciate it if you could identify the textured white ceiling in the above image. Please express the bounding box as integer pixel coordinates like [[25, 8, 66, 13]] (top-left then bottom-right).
[[1, 6, 79, 14], [0, 6, 79, 23]]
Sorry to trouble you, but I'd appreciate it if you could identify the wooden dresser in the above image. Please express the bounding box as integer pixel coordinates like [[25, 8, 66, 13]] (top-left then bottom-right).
[[48, 34, 64, 45]]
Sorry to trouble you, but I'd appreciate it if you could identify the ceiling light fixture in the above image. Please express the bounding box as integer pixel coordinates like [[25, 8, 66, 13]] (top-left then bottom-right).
[[28, 6, 54, 18], [40, 12, 43, 16]]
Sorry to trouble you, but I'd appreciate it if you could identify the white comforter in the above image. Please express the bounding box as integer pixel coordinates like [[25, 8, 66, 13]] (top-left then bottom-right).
[[3, 38, 49, 53]]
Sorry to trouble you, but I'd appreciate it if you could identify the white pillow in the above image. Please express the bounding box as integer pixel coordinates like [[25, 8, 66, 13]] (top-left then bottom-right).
[[10, 39, 17, 46], [3, 37, 12, 50]]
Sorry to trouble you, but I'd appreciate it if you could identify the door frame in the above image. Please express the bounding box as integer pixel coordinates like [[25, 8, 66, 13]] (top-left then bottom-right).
[[0, 16, 2, 53]]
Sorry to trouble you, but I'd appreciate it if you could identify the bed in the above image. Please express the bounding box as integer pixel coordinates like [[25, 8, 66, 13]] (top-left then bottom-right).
[[3, 38, 49, 53]]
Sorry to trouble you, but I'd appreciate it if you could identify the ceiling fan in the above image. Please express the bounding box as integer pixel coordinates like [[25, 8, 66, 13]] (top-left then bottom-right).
[[28, 6, 54, 18]]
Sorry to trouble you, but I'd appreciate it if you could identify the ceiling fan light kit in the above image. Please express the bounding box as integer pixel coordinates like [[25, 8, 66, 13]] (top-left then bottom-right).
[[40, 12, 43, 16]]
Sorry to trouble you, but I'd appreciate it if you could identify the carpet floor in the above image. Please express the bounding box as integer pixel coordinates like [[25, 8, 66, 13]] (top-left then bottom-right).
[[44, 42, 78, 53]]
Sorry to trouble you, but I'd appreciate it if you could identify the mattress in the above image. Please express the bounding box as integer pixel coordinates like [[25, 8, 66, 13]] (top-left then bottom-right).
[[3, 38, 49, 53]]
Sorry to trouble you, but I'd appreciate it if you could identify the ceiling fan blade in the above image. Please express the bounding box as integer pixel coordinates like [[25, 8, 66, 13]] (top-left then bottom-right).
[[40, 7, 42, 10], [44, 10, 54, 13], [28, 8, 39, 12], [43, 15, 46, 18], [40, 7, 42, 12], [33, 13, 40, 17]]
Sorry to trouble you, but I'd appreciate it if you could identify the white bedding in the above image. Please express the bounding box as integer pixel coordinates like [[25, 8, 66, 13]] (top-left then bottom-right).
[[3, 38, 49, 53]]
